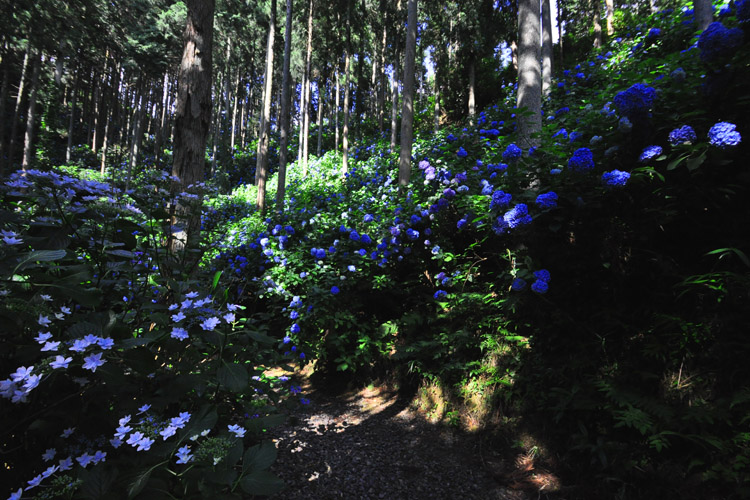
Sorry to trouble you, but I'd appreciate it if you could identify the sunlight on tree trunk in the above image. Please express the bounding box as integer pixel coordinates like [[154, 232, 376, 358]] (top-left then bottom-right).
[[171, 0, 215, 251], [517, 0, 541, 149], [398, 0, 417, 186], [256, 0, 276, 213], [8, 44, 30, 171], [277, 0, 293, 212], [342, 4, 351, 175], [694, 0, 713, 31], [542, 0, 554, 96], [605, 0, 615, 36]]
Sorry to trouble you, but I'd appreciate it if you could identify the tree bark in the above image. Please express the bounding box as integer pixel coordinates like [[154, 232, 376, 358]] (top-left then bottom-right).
[[230, 70, 240, 151], [694, 0, 713, 30], [398, 0, 417, 186], [277, 0, 293, 211], [0, 55, 10, 175], [593, 0, 603, 48], [378, 14, 387, 132], [255, 0, 276, 213], [468, 59, 476, 124], [389, 52, 399, 153], [8, 44, 30, 171], [334, 68, 340, 151], [517, 0, 542, 149], [542, 0, 554, 96], [605, 0, 614, 35], [66, 67, 79, 164], [171, 0, 215, 245], [433, 60, 440, 134], [316, 78, 323, 156], [22, 51, 42, 171], [342, 4, 351, 174]]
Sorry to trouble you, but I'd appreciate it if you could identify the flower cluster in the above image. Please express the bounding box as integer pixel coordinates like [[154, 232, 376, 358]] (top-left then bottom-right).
[[535, 192, 558, 209], [639, 145, 663, 163], [531, 269, 551, 294], [503, 204, 532, 229], [568, 148, 595, 172], [698, 22, 744, 63], [668, 125, 697, 145], [708, 121, 741, 148], [502, 144, 523, 163], [602, 170, 631, 187], [490, 190, 512, 210], [613, 83, 656, 120]]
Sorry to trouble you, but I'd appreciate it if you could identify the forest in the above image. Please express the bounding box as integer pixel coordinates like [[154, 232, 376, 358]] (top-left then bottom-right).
[[1, 0, 749, 498]]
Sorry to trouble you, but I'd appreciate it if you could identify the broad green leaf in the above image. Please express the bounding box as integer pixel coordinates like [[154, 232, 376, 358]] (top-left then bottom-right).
[[239, 470, 285, 496], [78, 466, 118, 499], [218, 362, 248, 392], [15, 249, 67, 271], [243, 441, 278, 473]]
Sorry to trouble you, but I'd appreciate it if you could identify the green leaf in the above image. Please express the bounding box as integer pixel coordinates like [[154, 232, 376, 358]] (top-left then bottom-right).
[[15, 249, 67, 271], [78, 465, 118, 499], [243, 441, 278, 473], [666, 153, 688, 171], [212, 270, 223, 291], [686, 151, 706, 171], [218, 362, 249, 392], [127, 467, 153, 499], [239, 470, 285, 496]]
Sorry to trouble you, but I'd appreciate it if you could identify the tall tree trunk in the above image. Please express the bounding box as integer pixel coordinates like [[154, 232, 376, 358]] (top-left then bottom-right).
[[22, 51, 42, 171], [171, 0, 215, 251], [126, 82, 144, 190], [300, 0, 314, 171], [316, 78, 323, 156], [277, 0, 293, 211], [694, 0, 713, 30], [593, 0, 602, 48], [66, 67, 79, 164], [398, 0, 417, 186], [468, 59, 476, 124], [605, 0, 614, 35], [0, 56, 10, 175], [255, 0, 276, 213], [378, 13, 387, 132], [433, 61, 440, 134], [389, 50, 399, 153], [334, 68, 340, 151], [100, 61, 120, 174], [517, 0, 542, 149], [212, 78, 221, 174], [558, 13, 564, 62], [342, 15, 351, 174], [230, 71, 240, 151], [8, 44, 30, 171], [542, 0, 554, 96], [155, 71, 169, 167]]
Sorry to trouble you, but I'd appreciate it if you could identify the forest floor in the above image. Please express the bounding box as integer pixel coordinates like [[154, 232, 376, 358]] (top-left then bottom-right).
[[266, 366, 562, 500]]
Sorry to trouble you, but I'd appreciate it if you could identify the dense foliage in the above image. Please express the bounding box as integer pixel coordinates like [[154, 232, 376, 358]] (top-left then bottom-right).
[[2, 1, 750, 499]]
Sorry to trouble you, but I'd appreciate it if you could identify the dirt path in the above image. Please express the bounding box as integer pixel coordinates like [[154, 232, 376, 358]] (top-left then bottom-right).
[[266, 369, 542, 500]]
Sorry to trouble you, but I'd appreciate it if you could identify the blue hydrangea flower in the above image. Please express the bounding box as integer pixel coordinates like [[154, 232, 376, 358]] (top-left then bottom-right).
[[556, 107, 570, 115], [490, 190, 512, 210], [405, 228, 419, 240], [533, 269, 551, 282], [535, 192, 558, 208], [670, 67, 686, 82], [503, 204, 532, 228], [553, 128, 568, 139], [708, 121, 741, 148], [363, 213, 374, 223], [434, 290, 448, 299], [502, 143, 523, 162], [443, 188, 456, 199], [613, 83, 656, 120], [446, 133, 457, 142], [456, 147, 468, 158], [668, 125, 697, 145], [698, 22, 744, 63], [457, 218, 468, 229], [531, 280, 549, 294], [647, 28, 661, 38], [330, 286, 340, 295], [511, 278, 527, 291], [639, 145, 663, 162], [568, 148, 595, 171], [601, 170, 631, 187]]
